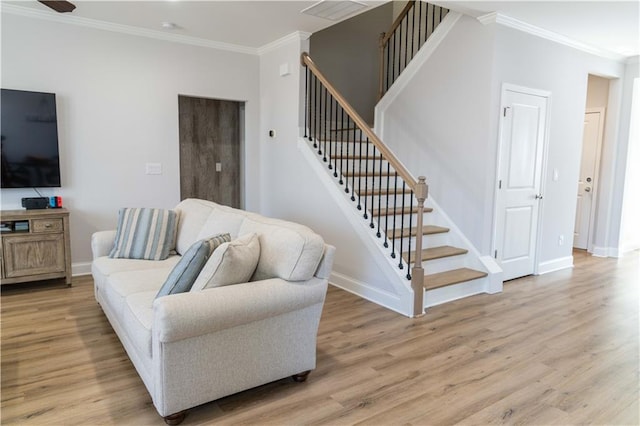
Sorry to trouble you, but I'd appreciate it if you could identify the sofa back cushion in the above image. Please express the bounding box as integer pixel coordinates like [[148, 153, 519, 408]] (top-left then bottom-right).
[[174, 199, 217, 255], [174, 199, 325, 282], [239, 214, 324, 282]]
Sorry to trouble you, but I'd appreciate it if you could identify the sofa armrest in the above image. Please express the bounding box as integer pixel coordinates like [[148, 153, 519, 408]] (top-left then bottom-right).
[[153, 277, 328, 343], [91, 230, 117, 259]]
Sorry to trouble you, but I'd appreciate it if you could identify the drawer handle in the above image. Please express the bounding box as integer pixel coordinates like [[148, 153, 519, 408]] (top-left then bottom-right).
[[44, 224, 52, 228]]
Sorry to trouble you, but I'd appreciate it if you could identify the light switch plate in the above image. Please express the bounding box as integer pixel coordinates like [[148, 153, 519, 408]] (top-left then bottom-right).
[[145, 163, 162, 175], [279, 63, 290, 76], [215, 162, 222, 172]]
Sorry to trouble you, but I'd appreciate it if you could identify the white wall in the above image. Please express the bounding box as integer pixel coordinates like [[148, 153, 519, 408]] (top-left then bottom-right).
[[380, 15, 497, 253], [379, 13, 630, 272], [616, 60, 640, 254], [492, 26, 626, 266], [310, 2, 393, 123], [258, 35, 403, 299], [1, 12, 261, 273]]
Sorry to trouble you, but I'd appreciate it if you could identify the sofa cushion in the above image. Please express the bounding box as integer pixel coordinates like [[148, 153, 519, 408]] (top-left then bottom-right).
[[109, 208, 178, 260], [102, 269, 171, 319], [174, 199, 218, 255], [122, 291, 156, 359], [191, 233, 260, 291], [156, 234, 230, 298], [93, 256, 180, 278], [239, 215, 324, 281]]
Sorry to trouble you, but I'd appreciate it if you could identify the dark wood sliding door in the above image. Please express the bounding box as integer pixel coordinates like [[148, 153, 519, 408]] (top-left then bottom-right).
[[178, 96, 241, 208]]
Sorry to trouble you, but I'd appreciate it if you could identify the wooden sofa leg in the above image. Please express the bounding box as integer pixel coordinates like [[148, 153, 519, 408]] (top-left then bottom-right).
[[164, 410, 187, 425], [292, 370, 311, 382]]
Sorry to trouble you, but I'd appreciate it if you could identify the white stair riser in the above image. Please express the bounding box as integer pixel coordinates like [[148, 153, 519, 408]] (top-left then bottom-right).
[[413, 255, 468, 275]]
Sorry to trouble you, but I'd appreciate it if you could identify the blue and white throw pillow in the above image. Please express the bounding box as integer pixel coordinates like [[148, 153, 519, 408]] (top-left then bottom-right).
[[156, 233, 231, 298], [109, 207, 178, 261]]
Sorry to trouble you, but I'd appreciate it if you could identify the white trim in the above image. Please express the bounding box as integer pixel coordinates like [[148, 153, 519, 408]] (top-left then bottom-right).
[[258, 31, 311, 56], [626, 56, 640, 65], [374, 11, 462, 136], [591, 245, 622, 258], [536, 256, 574, 274], [581, 108, 606, 253], [477, 12, 626, 62], [479, 255, 503, 294], [1, 3, 259, 55], [329, 272, 406, 316], [72, 262, 92, 276]]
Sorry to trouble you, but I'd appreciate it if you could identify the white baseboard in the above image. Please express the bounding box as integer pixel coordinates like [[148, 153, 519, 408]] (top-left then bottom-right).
[[536, 256, 574, 275], [329, 271, 410, 317], [72, 262, 92, 276], [592, 245, 640, 258]]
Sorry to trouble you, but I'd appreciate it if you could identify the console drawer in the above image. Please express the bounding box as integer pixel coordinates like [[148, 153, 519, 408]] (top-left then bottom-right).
[[32, 218, 64, 233]]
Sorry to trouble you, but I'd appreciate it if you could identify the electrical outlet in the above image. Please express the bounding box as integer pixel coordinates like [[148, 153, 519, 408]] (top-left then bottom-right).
[[558, 235, 564, 246]]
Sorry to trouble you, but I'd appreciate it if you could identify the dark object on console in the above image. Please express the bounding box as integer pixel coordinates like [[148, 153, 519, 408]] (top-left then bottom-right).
[[22, 197, 49, 210]]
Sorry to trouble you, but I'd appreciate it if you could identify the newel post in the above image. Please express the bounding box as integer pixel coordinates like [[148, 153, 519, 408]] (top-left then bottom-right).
[[411, 176, 428, 317]]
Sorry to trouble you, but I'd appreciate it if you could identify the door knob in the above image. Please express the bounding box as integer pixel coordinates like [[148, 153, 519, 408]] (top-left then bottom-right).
[[535, 193, 543, 199], [585, 187, 591, 192]]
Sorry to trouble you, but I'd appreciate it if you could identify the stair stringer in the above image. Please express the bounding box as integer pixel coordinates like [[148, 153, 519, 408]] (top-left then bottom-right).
[[298, 137, 416, 316], [421, 195, 503, 308]]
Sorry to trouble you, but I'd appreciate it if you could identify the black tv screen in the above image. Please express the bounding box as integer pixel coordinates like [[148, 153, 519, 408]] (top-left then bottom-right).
[[1, 88, 62, 188]]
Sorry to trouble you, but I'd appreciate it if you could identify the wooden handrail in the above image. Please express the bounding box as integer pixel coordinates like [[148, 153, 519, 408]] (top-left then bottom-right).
[[301, 52, 418, 191], [381, 0, 415, 46]]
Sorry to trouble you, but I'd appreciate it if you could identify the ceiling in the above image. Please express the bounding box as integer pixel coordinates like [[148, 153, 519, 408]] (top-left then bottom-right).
[[6, 0, 640, 58]]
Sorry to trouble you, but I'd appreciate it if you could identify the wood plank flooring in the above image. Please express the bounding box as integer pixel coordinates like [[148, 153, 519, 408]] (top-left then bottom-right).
[[1, 250, 638, 425]]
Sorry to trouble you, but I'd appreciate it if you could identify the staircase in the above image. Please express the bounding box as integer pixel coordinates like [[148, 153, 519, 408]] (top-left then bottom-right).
[[299, 1, 501, 317]]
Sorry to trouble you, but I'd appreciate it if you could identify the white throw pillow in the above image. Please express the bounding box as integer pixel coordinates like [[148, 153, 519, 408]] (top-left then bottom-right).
[[191, 233, 260, 291]]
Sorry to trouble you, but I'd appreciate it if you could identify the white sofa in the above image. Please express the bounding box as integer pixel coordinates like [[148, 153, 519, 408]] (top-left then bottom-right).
[[91, 199, 335, 424]]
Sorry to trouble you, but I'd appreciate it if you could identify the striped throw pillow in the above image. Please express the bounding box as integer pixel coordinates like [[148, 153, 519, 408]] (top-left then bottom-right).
[[156, 233, 231, 298], [109, 207, 178, 260]]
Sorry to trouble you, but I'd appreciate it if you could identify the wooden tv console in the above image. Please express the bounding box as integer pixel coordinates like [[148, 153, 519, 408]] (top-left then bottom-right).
[[0, 208, 72, 286]]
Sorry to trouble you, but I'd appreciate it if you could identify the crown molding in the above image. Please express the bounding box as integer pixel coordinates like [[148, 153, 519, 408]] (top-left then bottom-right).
[[258, 31, 311, 56], [1, 3, 260, 55], [478, 12, 627, 63], [626, 55, 639, 65]]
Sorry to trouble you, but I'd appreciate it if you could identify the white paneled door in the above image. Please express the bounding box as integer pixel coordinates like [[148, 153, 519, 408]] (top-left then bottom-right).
[[495, 85, 549, 281], [574, 109, 604, 250]]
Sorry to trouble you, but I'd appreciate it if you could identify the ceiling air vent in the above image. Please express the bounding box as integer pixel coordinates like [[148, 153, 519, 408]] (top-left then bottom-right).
[[301, 0, 368, 21]]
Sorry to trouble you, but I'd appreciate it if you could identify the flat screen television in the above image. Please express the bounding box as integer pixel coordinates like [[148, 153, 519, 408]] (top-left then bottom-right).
[[1, 88, 62, 188]]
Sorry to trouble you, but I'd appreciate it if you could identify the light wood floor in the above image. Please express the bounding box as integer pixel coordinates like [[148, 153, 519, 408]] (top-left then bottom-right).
[[2, 250, 638, 425]]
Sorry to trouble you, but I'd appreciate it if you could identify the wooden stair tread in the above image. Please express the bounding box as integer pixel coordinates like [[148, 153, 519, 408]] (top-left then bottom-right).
[[424, 268, 488, 290], [387, 225, 449, 239], [373, 206, 433, 216], [403, 245, 468, 263]]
